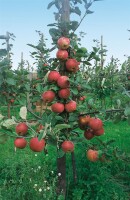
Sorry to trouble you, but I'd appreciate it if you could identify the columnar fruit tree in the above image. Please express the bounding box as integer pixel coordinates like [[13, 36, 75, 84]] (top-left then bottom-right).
[[0, 0, 121, 199]]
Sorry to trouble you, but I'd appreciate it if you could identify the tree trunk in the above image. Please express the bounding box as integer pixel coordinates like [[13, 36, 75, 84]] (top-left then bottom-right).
[[60, 0, 70, 36], [71, 152, 77, 184], [57, 0, 70, 198], [57, 154, 66, 198]]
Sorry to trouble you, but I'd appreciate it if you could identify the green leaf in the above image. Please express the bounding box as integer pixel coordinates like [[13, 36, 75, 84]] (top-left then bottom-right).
[[47, 1, 55, 9], [71, 7, 81, 16], [36, 84, 42, 93], [47, 135, 57, 146], [38, 130, 46, 141], [71, 88, 78, 95], [6, 78, 16, 85], [24, 83, 30, 91], [0, 49, 7, 57], [70, 21, 79, 31], [54, 124, 71, 131], [124, 107, 130, 116], [55, 116, 64, 121], [19, 106, 27, 120], [1, 118, 16, 129], [86, 10, 94, 14]]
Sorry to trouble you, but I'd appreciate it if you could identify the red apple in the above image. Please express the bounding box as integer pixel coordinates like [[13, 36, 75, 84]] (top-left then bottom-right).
[[56, 49, 68, 60], [48, 71, 60, 82], [16, 123, 28, 136], [79, 97, 84, 101], [61, 141, 74, 153], [93, 128, 104, 136], [78, 115, 91, 126], [65, 100, 76, 113], [51, 102, 64, 113], [57, 76, 70, 88], [58, 88, 70, 99], [66, 59, 80, 72], [30, 137, 45, 152], [14, 138, 27, 149], [88, 118, 103, 131], [10, 99, 15, 103], [57, 37, 70, 49], [43, 63, 48, 67], [41, 90, 55, 103], [87, 149, 98, 162], [84, 129, 94, 140]]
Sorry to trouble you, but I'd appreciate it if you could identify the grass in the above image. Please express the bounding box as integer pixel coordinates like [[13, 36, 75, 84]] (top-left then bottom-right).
[[0, 120, 130, 199]]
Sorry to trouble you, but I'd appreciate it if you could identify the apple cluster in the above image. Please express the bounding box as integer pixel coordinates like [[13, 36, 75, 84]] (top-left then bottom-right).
[[41, 37, 81, 152], [41, 37, 80, 115], [78, 115, 104, 140], [14, 122, 46, 152]]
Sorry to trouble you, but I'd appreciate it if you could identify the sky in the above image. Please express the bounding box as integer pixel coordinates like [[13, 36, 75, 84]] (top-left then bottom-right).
[[0, 0, 130, 69]]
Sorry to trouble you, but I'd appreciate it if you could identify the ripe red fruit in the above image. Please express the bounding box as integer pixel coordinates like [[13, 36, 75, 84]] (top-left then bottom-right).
[[87, 149, 98, 162], [41, 90, 55, 103], [10, 99, 15, 103], [61, 141, 74, 153], [56, 49, 68, 60], [57, 37, 70, 50], [16, 123, 28, 136], [30, 137, 45, 152], [65, 100, 76, 113], [84, 129, 94, 140], [78, 115, 91, 127], [94, 128, 104, 136], [51, 102, 64, 113], [88, 118, 103, 131], [48, 71, 60, 82], [79, 97, 84, 101], [58, 88, 70, 99], [82, 96, 86, 99], [43, 63, 48, 67], [57, 76, 70, 88], [14, 138, 27, 149], [66, 59, 80, 72]]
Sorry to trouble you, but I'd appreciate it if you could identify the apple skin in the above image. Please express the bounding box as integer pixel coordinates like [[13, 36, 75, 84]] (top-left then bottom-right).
[[88, 118, 103, 131], [14, 138, 27, 149], [79, 97, 84, 101], [66, 59, 80, 72], [87, 149, 98, 162], [57, 76, 70, 88], [41, 90, 55, 103], [56, 49, 68, 60], [48, 71, 60, 82], [78, 115, 91, 126], [58, 88, 70, 99], [57, 37, 70, 50], [93, 128, 104, 136], [61, 141, 74, 153], [65, 101, 77, 113], [84, 129, 94, 140], [29, 137, 45, 152], [51, 102, 64, 113], [16, 123, 28, 136], [79, 96, 86, 101], [10, 99, 15, 103]]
